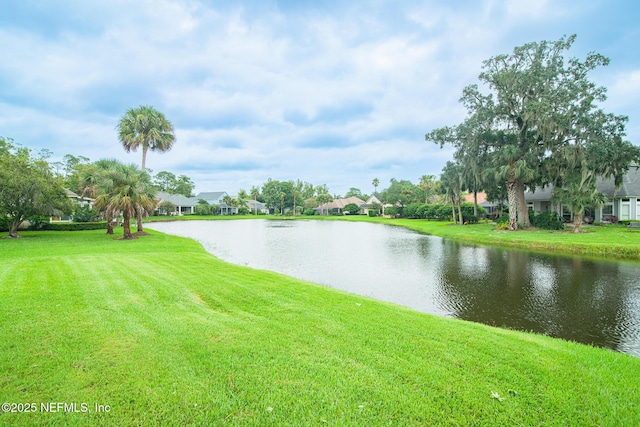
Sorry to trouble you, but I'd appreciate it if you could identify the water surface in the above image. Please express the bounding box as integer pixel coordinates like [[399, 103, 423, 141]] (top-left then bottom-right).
[[148, 219, 640, 357]]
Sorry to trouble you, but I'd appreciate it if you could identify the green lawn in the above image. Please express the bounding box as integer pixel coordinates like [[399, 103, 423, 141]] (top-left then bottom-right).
[[363, 217, 640, 260], [1, 229, 639, 425]]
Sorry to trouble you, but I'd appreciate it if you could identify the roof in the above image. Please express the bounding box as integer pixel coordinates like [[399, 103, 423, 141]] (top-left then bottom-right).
[[64, 188, 94, 201], [524, 185, 555, 202], [196, 191, 227, 201], [463, 192, 487, 204], [157, 191, 199, 207], [597, 168, 640, 198], [246, 200, 266, 209], [525, 167, 640, 201], [318, 196, 366, 210]]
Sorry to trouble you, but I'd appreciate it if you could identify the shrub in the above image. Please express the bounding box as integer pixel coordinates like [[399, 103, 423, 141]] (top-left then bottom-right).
[[435, 205, 452, 221], [384, 206, 398, 217], [0, 216, 9, 232], [343, 203, 361, 215], [495, 221, 510, 230], [403, 203, 423, 219], [194, 204, 210, 215], [73, 205, 99, 222], [28, 215, 51, 230], [495, 214, 509, 225], [531, 211, 565, 230], [460, 202, 485, 224], [42, 222, 108, 231], [304, 209, 316, 216], [418, 204, 436, 220], [368, 209, 377, 217], [237, 207, 250, 215]]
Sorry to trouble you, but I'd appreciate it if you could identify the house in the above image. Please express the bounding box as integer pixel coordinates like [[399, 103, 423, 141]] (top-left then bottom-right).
[[359, 193, 393, 216], [316, 196, 366, 215], [195, 191, 237, 215], [246, 199, 268, 214], [156, 191, 199, 215], [50, 189, 94, 222], [525, 167, 640, 222]]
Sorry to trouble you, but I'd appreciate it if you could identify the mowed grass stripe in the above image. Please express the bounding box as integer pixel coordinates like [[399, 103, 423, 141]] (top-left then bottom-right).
[[0, 230, 639, 425]]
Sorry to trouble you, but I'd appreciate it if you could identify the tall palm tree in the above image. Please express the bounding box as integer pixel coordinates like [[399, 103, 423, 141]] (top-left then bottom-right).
[[95, 163, 156, 239], [118, 105, 175, 232], [372, 178, 380, 194]]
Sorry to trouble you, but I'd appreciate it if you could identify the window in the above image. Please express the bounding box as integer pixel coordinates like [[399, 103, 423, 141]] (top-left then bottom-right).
[[602, 204, 613, 216]]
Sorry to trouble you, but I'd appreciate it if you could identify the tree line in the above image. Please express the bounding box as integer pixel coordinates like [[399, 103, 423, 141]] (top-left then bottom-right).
[[427, 35, 640, 233]]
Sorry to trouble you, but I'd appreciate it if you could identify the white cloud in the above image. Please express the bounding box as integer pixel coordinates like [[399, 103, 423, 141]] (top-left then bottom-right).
[[1, 0, 638, 196]]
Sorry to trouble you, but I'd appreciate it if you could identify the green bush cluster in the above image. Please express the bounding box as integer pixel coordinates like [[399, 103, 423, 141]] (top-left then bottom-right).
[[0, 216, 9, 232], [41, 222, 108, 231], [73, 205, 100, 222], [531, 211, 565, 230], [401, 202, 485, 222]]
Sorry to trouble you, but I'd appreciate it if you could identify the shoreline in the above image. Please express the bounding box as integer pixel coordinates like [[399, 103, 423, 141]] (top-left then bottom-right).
[[148, 214, 640, 262]]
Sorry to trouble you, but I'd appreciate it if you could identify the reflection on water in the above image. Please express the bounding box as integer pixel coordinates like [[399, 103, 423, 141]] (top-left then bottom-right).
[[148, 220, 640, 357]]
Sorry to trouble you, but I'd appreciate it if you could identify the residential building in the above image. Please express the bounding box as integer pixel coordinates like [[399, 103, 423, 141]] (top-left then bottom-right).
[[525, 167, 640, 222], [246, 199, 268, 214], [50, 188, 94, 222], [195, 191, 237, 215], [316, 196, 366, 215], [156, 191, 199, 215], [360, 193, 392, 215]]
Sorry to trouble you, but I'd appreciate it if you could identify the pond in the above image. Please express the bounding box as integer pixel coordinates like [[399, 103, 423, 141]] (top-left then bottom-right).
[[147, 219, 640, 357]]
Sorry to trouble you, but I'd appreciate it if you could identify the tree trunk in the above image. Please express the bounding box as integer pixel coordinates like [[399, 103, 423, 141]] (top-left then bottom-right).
[[8, 217, 22, 238], [507, 180, 518, 231], [473, 191, 478, 217], [123, 213, 133, 239], [451, 201, 457, 224], [573, 210, 582, 233], [457, 198, 463, 225], [516, 181, 530, 228], [136, 210, 144, 233], [141, 145, 148, 171]]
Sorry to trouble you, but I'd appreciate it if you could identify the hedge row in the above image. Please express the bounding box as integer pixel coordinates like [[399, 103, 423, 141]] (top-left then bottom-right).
[[39, 222, 108, 231]]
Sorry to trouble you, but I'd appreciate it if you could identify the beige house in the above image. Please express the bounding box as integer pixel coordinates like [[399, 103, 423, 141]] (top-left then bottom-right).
[[316, 196, 366, 215]]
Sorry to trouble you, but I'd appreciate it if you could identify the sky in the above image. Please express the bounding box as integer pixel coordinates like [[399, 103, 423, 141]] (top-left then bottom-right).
[[2, 0, 639, 197]]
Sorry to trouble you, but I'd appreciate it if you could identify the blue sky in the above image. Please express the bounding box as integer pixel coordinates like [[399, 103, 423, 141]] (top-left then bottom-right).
[[2, 0, 639, 196]]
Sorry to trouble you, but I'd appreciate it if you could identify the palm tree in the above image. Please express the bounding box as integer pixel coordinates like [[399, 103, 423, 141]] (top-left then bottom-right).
[[118, 105, 175, 232], [372, 178, 380, 194], [95, 163, 156, 239], [419, 174, 436, 204], [250, 186, 260, 215], [79, 159, 120, 234], [441, 162, 463, 225]]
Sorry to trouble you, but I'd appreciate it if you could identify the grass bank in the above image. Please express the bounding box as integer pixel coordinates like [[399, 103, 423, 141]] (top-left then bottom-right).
[[354, 217, 640, 261], [1, 230, 639, 425]]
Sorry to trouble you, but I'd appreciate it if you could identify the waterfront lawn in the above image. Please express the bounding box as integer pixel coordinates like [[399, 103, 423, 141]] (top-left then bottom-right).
[[2, 230, 638, 425]]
